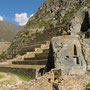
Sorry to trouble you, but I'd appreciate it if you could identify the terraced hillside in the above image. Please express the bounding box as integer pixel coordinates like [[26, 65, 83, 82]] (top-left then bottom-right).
[[0, 25, 67, 78], [0, 26, 66, 78], [5, 0, 90, 59], [6, 25, 67, 59], [0, 0, 89, 86], [0, 41, 50, 78]]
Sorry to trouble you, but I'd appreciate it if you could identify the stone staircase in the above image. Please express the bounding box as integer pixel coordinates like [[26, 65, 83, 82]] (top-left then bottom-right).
[[0, 41, 50, 78], [10, 27, 60, 66], [12, 41, 50, 65], [0, 27, 60, 78]]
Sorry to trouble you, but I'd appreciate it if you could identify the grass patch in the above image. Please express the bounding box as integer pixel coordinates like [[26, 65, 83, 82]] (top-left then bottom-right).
[[0, 75, 4, 79], [62, 1, 90, 24], [0, 64, 45, 69], [35, 31, 40, 35], [86, 83, 90, 88], [26, 18, 54, 29], [13, 73, 33, 81], [74, 3, 82, 10]]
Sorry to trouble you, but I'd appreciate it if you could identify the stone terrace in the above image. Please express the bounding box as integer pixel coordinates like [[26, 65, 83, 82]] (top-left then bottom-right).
[[0, 26, 66, 78], [2, 69, 90, 90]]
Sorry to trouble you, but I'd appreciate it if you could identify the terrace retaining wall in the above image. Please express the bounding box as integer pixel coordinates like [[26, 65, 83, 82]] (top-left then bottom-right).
[[0, 67, 38, 78]]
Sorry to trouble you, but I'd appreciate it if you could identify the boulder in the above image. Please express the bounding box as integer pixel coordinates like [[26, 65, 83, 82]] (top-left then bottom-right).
[[69, 5, 90, 34], [46, 35, 87, 75]]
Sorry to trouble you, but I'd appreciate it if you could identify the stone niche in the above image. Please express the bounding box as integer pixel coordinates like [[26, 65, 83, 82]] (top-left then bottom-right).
[[46, 35, 87, 75]]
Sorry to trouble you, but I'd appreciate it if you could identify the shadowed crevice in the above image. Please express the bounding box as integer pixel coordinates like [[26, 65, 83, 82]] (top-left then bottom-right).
[[81, 11, 90, 32]]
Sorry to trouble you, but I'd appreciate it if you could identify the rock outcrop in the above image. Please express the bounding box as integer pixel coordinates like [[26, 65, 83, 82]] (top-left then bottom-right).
[[46, 35, 87, 74], [68, 4, 90, 71], [46, 5, 90, 74], [27, 0, 89, 32], [68, 4, 90, 34]]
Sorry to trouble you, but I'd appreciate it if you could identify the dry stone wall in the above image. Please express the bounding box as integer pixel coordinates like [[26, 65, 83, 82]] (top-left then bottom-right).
[[0, 67, 37, 78], [1, 69, 89, 90], [8, 69, 63, 90]]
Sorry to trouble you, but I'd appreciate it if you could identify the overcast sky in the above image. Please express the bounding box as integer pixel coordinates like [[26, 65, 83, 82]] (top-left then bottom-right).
[[0, 0, 46, 26]]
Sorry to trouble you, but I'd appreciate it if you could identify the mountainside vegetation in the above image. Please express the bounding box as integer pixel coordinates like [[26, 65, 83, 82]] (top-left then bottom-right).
[[2, 0, 90, 59]]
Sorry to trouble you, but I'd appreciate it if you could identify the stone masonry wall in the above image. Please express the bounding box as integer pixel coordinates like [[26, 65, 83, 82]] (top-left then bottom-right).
[[0, 67, 37, 78], [2, 69, 89, 90], [8, 69, 63, 90]]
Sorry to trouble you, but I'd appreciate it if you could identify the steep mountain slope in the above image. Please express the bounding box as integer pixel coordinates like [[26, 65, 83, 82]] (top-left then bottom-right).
[[0, 21, 24, 42], [0, 42, 10, 54], [0, 24, 14, 42], [5, 0, 90, 59], [26, 0, 89, 32]]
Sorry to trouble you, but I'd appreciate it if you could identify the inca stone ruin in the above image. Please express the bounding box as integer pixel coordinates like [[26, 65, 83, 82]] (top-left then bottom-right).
[[46, 35, 87, 75], [0, 0, 90, 90]]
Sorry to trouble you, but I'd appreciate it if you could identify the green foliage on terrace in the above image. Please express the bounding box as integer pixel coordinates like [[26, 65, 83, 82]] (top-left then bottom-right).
[[84, 1, 90, 6], [23, 30, 29, 35], [62, 1, 90, 24], [26, 1, 90, 29], [39, 20, 54, 28], [0, 52, 6, 60], [86, 83, 90, 88], [45, 10, 50, 15], [44, 0, 59, 4], [13, 73, 33, 81], [5, 29, 30, 57], [62, 4, 82, 24], [0, 64, 45, 68], [26, 18, 54, 29], [0, 75, 4, 79], [35, 31, 40, 35], [74, 3, 82, 10], [7, 43, 17, 55], [62, 9, 75, 24]]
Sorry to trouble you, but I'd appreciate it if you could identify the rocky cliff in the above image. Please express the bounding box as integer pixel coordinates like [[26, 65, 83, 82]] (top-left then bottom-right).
[[4, 0, 90, 59], [46, 5, 90, 73], [26, 0, 89, 31]]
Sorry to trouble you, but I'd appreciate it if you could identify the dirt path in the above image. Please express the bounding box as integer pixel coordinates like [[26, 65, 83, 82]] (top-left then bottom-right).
[[0, 72, 11, 82], [0, 72, 23, 89]]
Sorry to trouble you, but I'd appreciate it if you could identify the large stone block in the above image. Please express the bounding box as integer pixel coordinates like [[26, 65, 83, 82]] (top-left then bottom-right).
[[46, 35, 87, 75], [69, 6, 90, 34]]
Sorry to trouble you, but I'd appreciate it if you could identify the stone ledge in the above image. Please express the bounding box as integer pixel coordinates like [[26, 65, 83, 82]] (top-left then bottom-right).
[[0, 67, 37, 78]]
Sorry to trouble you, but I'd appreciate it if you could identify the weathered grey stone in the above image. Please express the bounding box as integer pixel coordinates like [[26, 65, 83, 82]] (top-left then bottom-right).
[[69, 6, 90, 34], [46, 35, 87, 74], [87, 64, 90, 71], [81, 38, 90, 71]]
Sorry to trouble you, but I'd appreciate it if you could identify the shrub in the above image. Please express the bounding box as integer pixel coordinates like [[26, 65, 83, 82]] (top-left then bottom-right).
[[24, 30, 29, 35], [49, 24, 54, 28], [35, 31, 40, 35], [74, 3, 82, 10], [0, 52, 6, 60], [86, 83, 90, 88]]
